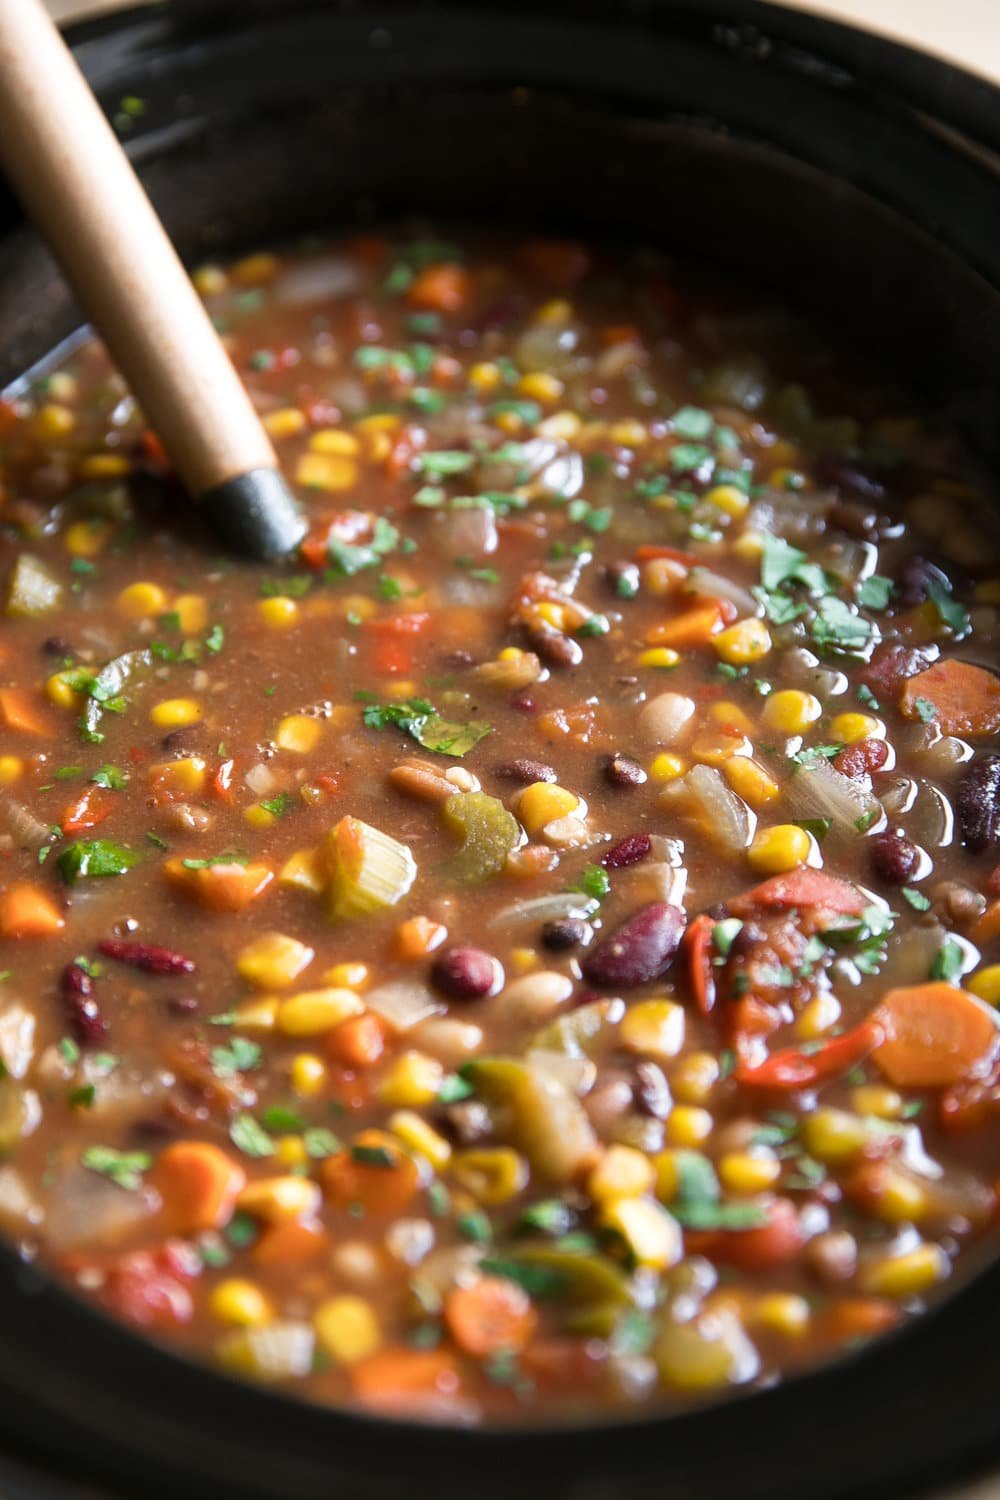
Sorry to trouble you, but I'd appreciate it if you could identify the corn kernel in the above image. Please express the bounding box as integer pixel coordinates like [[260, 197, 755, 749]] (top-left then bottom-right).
[[275, 1135, 308, 1167], [518, 781, 580, 834], [690, 729, 752, 767], [653, 1149, 687, 1204], [210, 1279, 272, 1328], [324, 962, 369, 990], [277, 988, 363, 1037], [860, 1243, 948, 1299], [64, 519, 113, 557], [79, 453, 131, 480], [754, 1292, 810, 1338], [452, 1147, 529, 1205], [377, 1051, 445, 1109], [469, 361, 502, 392], [46, 670, 82, 710], [275, 714, 322, 754], [968, 964, 1000, 1005], [713, 618, 772, 666], [263, 407, 307, 439], [173, 594, 209, 634], [233, 251, 278, 284], [621, 999, 685, 1062], [193, 264, 228, 296], [666, 1106, 713, 1148], [150, 698, 202, 728], [794, 992, 841, 1041], [295, 452, 358, 492], [748, 824, 812, 876], [150, 756, 207, 795], [388, 1110, 452, 1171], [587, 1146, 656, 1204], [290, 1053, 326, 1096], [537, 411, 581, 441], [723, 755, 780, 808], [233, 998, 279, 1032], [508, 947, 538, 973], [670, 1052, 719, 1105], [238, 1176, 322, 1223], [309, 428, 361, 456], [600, 1196, 681, 1270], [534, 601, 567, 631], [244, 803, 276, 830], [537, 298, 571, 325], [33, 403, 75, 440], [648, 753, 687, 784], [762, 690, 822, 736], [851, 1085, 904, 1119], [709, 701, 755, 734], [257, 596, 300, 630], [719, 1151, 782, 1195], [0, 756, 22, 787], [518, 371, 564, 403], [867, 1168, 930, 1224], [117, 581, 170, 620], [801, 1108, 868, 1164], [733, 529, 766, 562], [656, 1310, 754, 1392], [608, 418, 648, 448], [237, 932, 314, 990], [639, 647, 681, 670], [830, 712, 885, 744], [314, 1296, 380, 1365], [705, 483, 750, 518]]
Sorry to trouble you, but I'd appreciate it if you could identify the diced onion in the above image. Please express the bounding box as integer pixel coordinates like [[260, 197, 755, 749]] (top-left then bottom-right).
[[782, 756, 881, 841], [365, 980, 444, 1033], [274, 256, 363, 306], [659, 764, 754, 854], [686, 568, 760, 619]]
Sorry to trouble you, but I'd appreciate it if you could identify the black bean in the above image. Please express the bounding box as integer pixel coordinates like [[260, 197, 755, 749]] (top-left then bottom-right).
[[603, 833, 652, 870], [633, 1061, 672, 1121], [958, 754, 1000, 851], [41, 635, 72, 657], [869, 830, 921, 884], [430, 946, 503, 1000], [895, 556, 951, 609], [604, 753, 647, 788], [815, 460, 886, 504], [825, 500, 879, 539], [540, 917, 593, 951], [581, 903, 686, 988], [493, 758, 557, 785]]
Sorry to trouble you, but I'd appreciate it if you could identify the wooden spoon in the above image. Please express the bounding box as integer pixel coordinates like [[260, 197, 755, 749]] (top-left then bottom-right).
[[0, 0, 306, 560]]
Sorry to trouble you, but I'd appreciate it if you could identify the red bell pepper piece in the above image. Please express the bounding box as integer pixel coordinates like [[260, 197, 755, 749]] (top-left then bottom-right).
[[684, 914, 716, 1015], [59, 785, 114, 835], [735, 1016, 883, 1091], [211, 758, 236, 802]]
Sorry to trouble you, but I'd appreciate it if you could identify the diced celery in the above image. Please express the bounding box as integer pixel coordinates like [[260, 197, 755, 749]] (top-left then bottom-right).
[[325, 815, 416, 920], [441, 791, 519, 883]]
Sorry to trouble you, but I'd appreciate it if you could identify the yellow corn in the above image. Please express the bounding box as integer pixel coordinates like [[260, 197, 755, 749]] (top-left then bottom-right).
[[173, 594, 209, 634], [690, 729, 752, 767], [117, 581, 170, 620], [80, 453, 131, 480], [851, 1085, 903, 1119], [150, 698, 202, 728], [518, 371, 564, 403], [967, 964, 1000, 1005], [275, 1135, 308, 1168], [237, 932, 314, 990], [279, 847, 326, 893], [233, 998, 279, 1032], [723, 755, 780, 808], [263, 407, 307, 439], [534, 601, 566, 631], [46, 671, 82, 710], [244, 803, 277, 830], [762, 690, 822, 735], [665, 1106, 713, 1148], [600, 1197, 681, 1270], [754, 1293, 810, 1338], [257, 596, 300, 630], [150, 756, 207, 795], [518, 781, 580, 834], [748, 824, 812, 875], [830, 712, 884, 744], [295, 452, 358, 492], [587, 1145, 656, 1204], [718, 1151, 781, 1195], [33, 402, 75, 440], [733, 530, 766, 561], [655, 1311, 752, 1392], [237, 1176, 322, 1223], [193, 264, 228, 296], [620, 999, 686, 1061], [64, 519, 113, 557], [670, 1052, 719, 1105], [709, 701, 755, 734], [377, 1051, 445, 1109], [648, 753, 687, 784], [713, 618, 772, 666], [537, 298, 571, 325], [867, 1169, 930, 1224], [508, 946, 538, 973], [309, 428, 361, 456], [794, 992, 841, 1041], [210, 1279, 272, 1328], [608, 418, 648, 448], [653, 1149, 688, 1204], [452, 1146, 529, 1205], [0, 757, 23, 787], [290, 1053, 326, 1096], [314, 1296, 380, 1364], [277, 987, 363, 1037], [275, 714, 322, 754], [233, 251, 278, 284], [388, 1111, 452, 1171], [324, 962, 369, 990], [705, 484, 750, 518], [801, 1107, 868, 1164], [537, 411, 581, 441], [643, 557, 687, 596], [469, 361, 502, 392], [639, 647, 681, 670], [860, 1243, 948, 1299]]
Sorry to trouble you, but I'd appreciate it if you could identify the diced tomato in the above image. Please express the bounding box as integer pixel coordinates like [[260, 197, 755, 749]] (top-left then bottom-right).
[[59, 785, 114, 835], [80, 1241, 200, 1330], [687, 1198, 804, 1270]]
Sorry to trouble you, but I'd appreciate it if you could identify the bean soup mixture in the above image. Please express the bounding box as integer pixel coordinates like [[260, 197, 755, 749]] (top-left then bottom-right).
[[0, 233, 999, 1422]]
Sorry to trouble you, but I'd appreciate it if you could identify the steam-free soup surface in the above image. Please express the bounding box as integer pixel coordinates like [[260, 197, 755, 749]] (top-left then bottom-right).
[[0, 232, 998, 1422]]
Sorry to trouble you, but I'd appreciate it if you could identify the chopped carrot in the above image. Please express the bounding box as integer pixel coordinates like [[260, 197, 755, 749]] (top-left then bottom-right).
[[251, 1219, 329, 1267], [319, 1132, 419, 1218], [684, 913, 716, 1014], [874, 982, 1000, 1088], [0, 883, 65, 939], [0, 688, 53, 737], [645, 601, 734, 649], [819, 1298, 900, 1342], [327, 1013, 386, 1070], [372, 636, 412, 676], [60, 785, 114, 835], [163, 858, 274, 912], [635, 543, 700, 568], [731, 868, 866, 919], [150, 1141, 246, 1236], [394, 914, 447, 962], [444, 1276, 537, 1358], [351, 1347, 460, 1413], [686, 1198, 804, 1270], [975, 898, 1000, 944], [299, 526, 331, 571], [365, 612, 431, 637], [900, 659, 1000, 737], [406, 263, 470, 313]]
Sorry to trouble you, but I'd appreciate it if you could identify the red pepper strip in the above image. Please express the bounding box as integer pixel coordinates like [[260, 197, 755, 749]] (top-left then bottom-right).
[[634, 544, 700, 568], [211, 758, 236, 802], [684, 914, 716, 1015], [735, 1016, 883, 1091], [60, 785, 114, 836], [731, 869, 866, 920]]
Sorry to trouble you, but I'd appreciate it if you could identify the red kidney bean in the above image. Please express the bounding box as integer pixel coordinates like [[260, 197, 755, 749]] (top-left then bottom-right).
[[523, 625, 582, 669], [493, 758, 557, 785], [510, 693, 537, 713], [430, 946, 503, 1000], [60, 962, 108, 1047], [98, 940, 196, 976], [602, 833, 652, 870], [581, 902, 686, 988], [869, 830, 920, 884], [957, 754, 1000, 851], [895, 556, 951, 609], [834, 737, 889, 779], [166, 995, 200, 1017], [603, 753, 647, 788], [540, 917, 593, 952], [861, 644, 933, 703]]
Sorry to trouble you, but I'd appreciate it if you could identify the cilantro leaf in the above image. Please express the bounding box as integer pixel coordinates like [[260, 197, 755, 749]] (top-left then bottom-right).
[[362, 698, 491, 757], [58, 839, 138, 884], [930, 937, 965, 983], [327, 517, 399, 576], [858, 575, 894, 611], [926, 577, 970, 636], [82, 1145, 150, 1191], [229, 1114, 276, 1158]]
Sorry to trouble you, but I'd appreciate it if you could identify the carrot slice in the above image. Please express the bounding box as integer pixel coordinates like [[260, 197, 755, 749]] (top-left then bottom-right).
[[873, 982, 1000, 1088], [645, 601, 733, 650], [320, 1133, 419, 1218], [60, 785, 114, 835], [251, 1219, 329, 1267], [151, 1141, 246, 1235], [974, 898, 1000, 944], [900, 659, 1000, 737], [163, 858, 274, 913], [0, 688, 53, 737], [819, 1298, 900, 1342], [351, 1347, 460, 1413], [444, 1276, 538, 1358], [326, 1013, 386, 1070], [684, 914, 716, 1015], [406, 263, 470, 312], [0, 883, 65, 939], [731, 869, 866, 919]]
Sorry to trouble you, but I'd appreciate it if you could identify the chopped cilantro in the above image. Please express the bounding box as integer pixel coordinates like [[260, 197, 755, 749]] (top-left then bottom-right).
[[415, 450, 476, 478], [210, 1038, 262, 1078], [568, 865, 610, 902], [902, 887, 931, 911], [438, 1073, 474, 1104], [712, 919, 744, 958], [930, 937, 965, 983], [327, 516, 399, 577], [517, 1200, 574, 1236], [58, 839, 138, 884], [229, 1114, 276, 1158], [81, 1146, 150, 1191], [260, 1105, 306, 1132], [478, 1258, 569, 1299], [260, 793, 293, 818], [458, 1210, 493, 1243], [362, 697, 492, 757], [670, 442, 713, 475], [926, 577, 970, 636], [671, 405, 714, 439], [913, 696, 938, 723], [793, 817, 832, 842], [351, 1143, 395, 1168], [303, 1128, 341, 1159], [90, 765, 128, 790], [858, 575, 893, 611]]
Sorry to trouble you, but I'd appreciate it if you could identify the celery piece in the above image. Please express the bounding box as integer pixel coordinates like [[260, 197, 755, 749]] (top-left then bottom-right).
[[325, 816, 416, 920], [441, 792, 519, 884]]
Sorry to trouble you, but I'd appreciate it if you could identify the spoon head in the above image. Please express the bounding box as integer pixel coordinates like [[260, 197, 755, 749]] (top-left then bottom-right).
[[200, 468, 307, 560]]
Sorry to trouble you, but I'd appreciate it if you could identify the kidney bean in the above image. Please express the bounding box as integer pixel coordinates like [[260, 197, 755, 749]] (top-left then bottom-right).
[[523, 626, 582, 670], [869, 830, 920, 884], [430, 946, 503, 1000], [861, 644, 933, 703], [825, 500, 878, 539], [60, 962, 108, 1047], [895, 556, 951, 609], [540, 917, 593, 952], [510, 693, 537, 713], [957, 754, 1000, 851], [166, 995, 200, 1017], [602, 833, 652, 870], [581, 902, 686, 988], [816, 460, 886, 504], [834, 737, 889, 780], [493, 758, 557, 785], [98, 940, 196, 976], [604, 752, 647, 788], [41, 635, 72, 657]]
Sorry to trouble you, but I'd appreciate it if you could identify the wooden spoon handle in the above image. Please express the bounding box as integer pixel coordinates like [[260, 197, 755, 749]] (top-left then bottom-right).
[[0, 0, 303, 555]]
